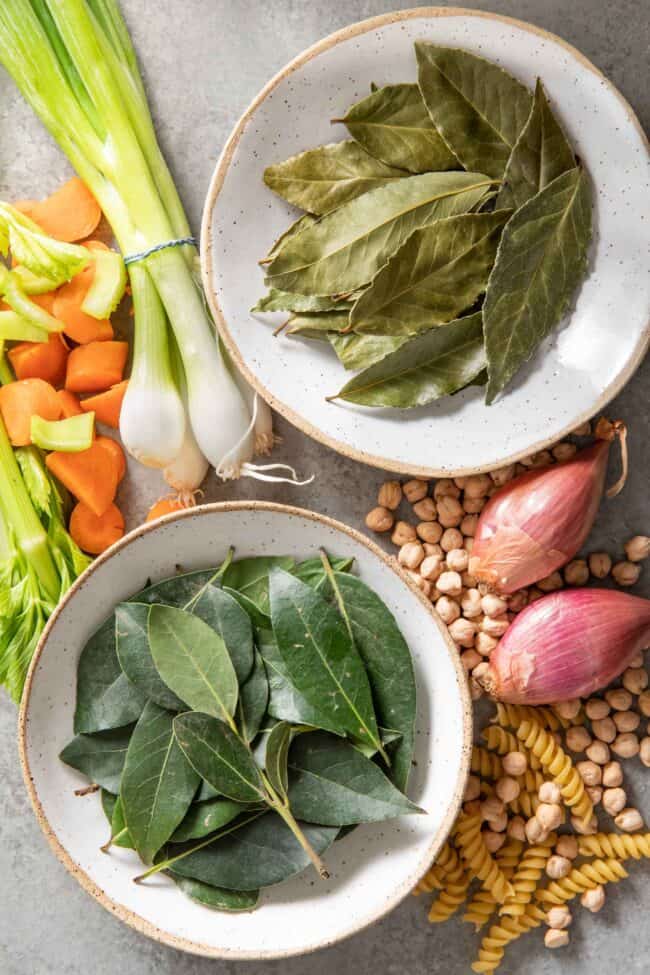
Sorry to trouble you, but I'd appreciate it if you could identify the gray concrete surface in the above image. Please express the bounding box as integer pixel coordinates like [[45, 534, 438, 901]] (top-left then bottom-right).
[[0, 1, 649, 972]]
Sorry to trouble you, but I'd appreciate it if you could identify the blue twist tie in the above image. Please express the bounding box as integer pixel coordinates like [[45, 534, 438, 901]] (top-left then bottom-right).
[[124, 236, 196, 266]]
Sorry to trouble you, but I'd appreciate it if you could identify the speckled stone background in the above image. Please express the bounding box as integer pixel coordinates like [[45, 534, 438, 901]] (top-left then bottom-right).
[[0, 2, 648, 973]]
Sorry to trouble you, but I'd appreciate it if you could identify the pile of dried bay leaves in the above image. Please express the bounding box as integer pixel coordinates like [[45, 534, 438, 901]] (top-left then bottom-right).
[[255, 43, 592, 408]]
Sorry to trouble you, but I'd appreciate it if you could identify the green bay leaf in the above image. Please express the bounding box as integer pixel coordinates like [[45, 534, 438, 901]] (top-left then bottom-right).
[[59, 726, 133, 793], [263, 140, 404, 215], [171, 796, 254, 843], [173, 712, 266, 804], [191, 584, 254, 685], [497, 78, 576, 211], [148, 605, 239, 721], [350, 210, 510, 336], [264, 721, 292, 800], [109, 795, 134, 849], [236, 649, 269, 744], [339, 83, 458, 173], [120, 702, 199, 863], [332, 311, 485, 408], [135, 568, 218, 609], [222, 556, 295, 617], [115, 603, 186, 712], [265, 171, 496, 296], [484, 167, 592, 403], [416, 43, 532, 178], [329, 332, 406, 371], [287, 732, 423, 825], [269, 568, 381, 750], [74, 616, 146, 734], [170, 875, 259, 912]]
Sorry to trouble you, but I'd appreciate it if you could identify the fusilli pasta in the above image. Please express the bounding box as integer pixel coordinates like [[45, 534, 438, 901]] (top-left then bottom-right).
[[495, 702, 571, 732], [508, 769, 546, 817], [428, 862, 472, 923], [463, 840, 524, 930], [455, 813, 515, 904], [500, 834, 556, 917], [579, 833, 650, 861], [471, 746, 503, 780], [516, 719, 593, 825], [413, 841, 460, 894], [537, 858, 628, 905], [481, 725, 541, 771], [471, 904, 546, 974]]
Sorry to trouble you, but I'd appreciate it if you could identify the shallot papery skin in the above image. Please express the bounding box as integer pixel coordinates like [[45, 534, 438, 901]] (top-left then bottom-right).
[[472, 441, 610, 593], [483, 589, 650, 704]]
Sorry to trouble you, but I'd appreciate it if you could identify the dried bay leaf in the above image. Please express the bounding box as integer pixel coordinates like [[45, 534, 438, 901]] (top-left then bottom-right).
[[329, 332, 406, 371], [484, 167, 592, 403], [332, 311, 485, 408], [338, 83, 458, 173], [497, 79, 576, 211], [252, 289, 352, 314], [265, 171, 496, 296], [416, 43, 532, 178], [264, 214, 316, 263], [285, 310, 350, 341], [263, 140, 404, 215], [350, 210, 510, 336]]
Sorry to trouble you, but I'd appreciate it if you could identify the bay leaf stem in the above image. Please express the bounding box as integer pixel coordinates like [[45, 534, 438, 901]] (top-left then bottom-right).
[[101, 826, 129, 854], [261, 772, 330, 880]]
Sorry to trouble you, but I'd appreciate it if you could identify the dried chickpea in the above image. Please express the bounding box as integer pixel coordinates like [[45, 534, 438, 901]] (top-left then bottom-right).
[[602, 761, 623, 788], [585, 740, 610, 765], [487, 810, 508, 833], [625, 535, 650, 562], [433, 478, 460, 500], [544, 929, 569, 949], [639, 737, 650, 767], [463, 474, 492, 499], [612, 561, 641, 586], [412, 497, 437, 521], [440, 527, 464, 552], [423, 542, 443, 558], [462, 497, 485, 514], [480, 797, 505, 822], [398, 541, 425, 570], [507, 590, 528, 613], [377, 481, 402, 510], [403, 479, 428, 504], [434, 595, 460, 625], [461, 570, 477, 588], [437, 571, 463, 597], [547, 905, 572, 929], [480, 616, 510, 638], [502, 752, 527, 777], [507, 816, 526, 842], [416, 521, 443, 544], [611, 733, 640, 758], [391, 521, 417, 546], [490, 464, 516, 487], [566, 726, 592, 752], [449, 618, 477, 649], [420, 554, 444, 582], [589, 552, 612, 579], [446, 547, 469, 572], [613, 711, 640, 733], [525, 816, 548, 844], [437, 496, 464, 528], [538, 781, 561, 804], [460, 514, 478, 537], [581, 886, 606, 913], [554, 699, 581, 721], [453, 476, 468, 489], [576, 761, 601, 786], [546, 855, 571, 880], [571, 813, 597, 835], [495, 776, 521, 804], [537, 803, 563, 831], [586, 786, 603, 805], [483, 830, 506, 854], [592, 716, 617, 743], [572, 420, 591, 436], [464, 775, 481, 801], [552, 442, 577, 462], [585, 698, 610, 720], [529, 450, 553, 468], [615, 807, 644, 832], [481, 593, 508, 618], [463, 536, 475, 554], [602, 787, 627, 816], [365, 507, 394, 533], [406, 571, 432, 598], [630, 651, 645, 668], [460, 649, 481, 671], [623, 667, 649, 694], [639, 691, 650, 717], [461, 589, 483, 619], [464, 800, 481, 816], [564, 559, 589, 585], [555, 835, 578, 860], [606, 688, 633, 711], [537, 571, 563, 592], [475, 632, 497, 657]]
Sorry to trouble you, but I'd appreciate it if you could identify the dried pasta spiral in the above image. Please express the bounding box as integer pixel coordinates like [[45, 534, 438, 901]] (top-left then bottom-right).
[[508, 770, 546, 817], [471, 745, 503, 780], [463, 840, 524, 930], [414, 842, 460, 894], [579, 833, 650, 862], [481, 725, 541, 771], [500, 834, 555, 917], [537, 858, 628, 906], [428, 862, 472, 923], [516, 719, 593, 825], [471, 904, 546, 974], [455, 813, 514, 904], [495, 702, 570, 732]]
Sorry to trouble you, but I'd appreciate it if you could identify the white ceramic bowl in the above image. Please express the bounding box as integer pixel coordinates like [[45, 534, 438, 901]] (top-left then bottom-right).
[[202, 7, 650, 477], [19, 502, 471, 959]]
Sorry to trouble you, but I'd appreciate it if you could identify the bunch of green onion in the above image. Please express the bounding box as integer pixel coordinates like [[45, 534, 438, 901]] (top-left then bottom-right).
[[0, 0, 281, 492]]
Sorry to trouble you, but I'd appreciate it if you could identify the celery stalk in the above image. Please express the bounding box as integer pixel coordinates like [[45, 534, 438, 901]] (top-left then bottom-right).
[[31, 412, 95, 452]]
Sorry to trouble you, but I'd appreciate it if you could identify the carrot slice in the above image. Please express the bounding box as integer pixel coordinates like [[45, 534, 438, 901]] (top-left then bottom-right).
[[8, 333, 69, 387], [45, 438, 118, 516], [95, 434, 126, 483], [29, 292, 58, 315], [0, 378, 61, 446], [18, 178, 102, 243], [146, 497, 189, 522], [70, 501, 124, 555], [57, 389, 84, 418], [53, 241, 113, 344], [65, 340, 128, 393], [80, 380, 127, 429]]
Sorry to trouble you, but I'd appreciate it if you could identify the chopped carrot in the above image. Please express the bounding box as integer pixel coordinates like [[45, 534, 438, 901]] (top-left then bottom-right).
[[8, 333, 69, 386], [80, 380, 127, 429], [53, 241, 113, 344], [65, 340, 128, 393], [46, 438, 118, 516], [16, 178, 102, 242], [146, 497, 190, 522], [58, 388, 84, 418], [95, 434, 126, 483], [29, 292, 58, 315], [70, 501, 125, 554], [0, 378, 61, 446]]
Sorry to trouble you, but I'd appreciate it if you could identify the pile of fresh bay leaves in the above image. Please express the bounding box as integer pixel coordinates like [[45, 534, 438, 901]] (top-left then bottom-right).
[[255, 43, 592, 408], [60, 551, 420, 912]]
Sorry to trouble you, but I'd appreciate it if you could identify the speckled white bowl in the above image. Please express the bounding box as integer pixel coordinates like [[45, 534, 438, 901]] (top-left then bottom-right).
[[19, 502, 471, 959], [202, 7, 650, 477]]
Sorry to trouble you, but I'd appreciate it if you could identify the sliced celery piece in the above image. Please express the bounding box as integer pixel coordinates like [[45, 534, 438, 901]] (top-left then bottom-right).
[[11, 265, 59, 295], [81, 248, 127, 318], [0, 311, 49, 343], [31, 412, 95, 453]]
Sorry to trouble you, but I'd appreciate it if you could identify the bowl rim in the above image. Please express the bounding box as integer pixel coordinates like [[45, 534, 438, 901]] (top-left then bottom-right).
[[18, 499, 473, 960], [200, 5, 650, 479]]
